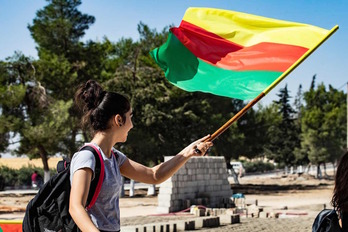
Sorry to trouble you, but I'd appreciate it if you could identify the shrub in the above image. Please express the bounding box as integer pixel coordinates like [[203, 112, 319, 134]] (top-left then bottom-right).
[[0, 166, 17, 187], [0, 165, 54, 190], [0, 175, 4, 190], [243, 161, 275, 173], [17, 165, 42, 186]]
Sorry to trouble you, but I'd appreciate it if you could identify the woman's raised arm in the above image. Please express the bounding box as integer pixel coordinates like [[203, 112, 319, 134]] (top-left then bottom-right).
[[120, 135, 213, 184]]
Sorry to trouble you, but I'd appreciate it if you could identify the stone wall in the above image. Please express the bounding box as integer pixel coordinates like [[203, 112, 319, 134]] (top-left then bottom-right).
[[157, 156, 232, 213]]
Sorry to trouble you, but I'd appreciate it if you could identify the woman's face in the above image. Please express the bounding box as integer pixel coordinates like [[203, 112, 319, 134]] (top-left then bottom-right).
[[119, 109, 133, 142]]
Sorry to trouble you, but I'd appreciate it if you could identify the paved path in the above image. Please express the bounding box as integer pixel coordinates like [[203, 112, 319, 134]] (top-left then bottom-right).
[[199, 217, 313, 231], [120, 214, 315, 232]]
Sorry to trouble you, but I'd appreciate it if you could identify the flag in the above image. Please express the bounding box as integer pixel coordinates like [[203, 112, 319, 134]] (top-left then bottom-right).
[[150, 7, 331, 100]]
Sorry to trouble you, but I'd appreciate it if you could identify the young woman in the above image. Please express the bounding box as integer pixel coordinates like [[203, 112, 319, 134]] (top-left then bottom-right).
[[331, 151, 348, 230], [69, 80, 213, 232]]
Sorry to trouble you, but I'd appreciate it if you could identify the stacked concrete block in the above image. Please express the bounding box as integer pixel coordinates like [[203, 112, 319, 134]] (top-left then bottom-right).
[[157, 156, 232, 213]]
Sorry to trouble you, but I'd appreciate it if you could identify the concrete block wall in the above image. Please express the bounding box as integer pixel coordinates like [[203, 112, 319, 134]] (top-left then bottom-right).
[[157, 156, 232, 213]]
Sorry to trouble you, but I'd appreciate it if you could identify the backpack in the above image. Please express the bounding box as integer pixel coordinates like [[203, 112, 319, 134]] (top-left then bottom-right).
[[312, 209, 347, 232], [22, 144, 108, 232]]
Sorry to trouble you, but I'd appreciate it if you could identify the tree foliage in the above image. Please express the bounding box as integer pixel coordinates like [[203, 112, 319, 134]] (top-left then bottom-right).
[[265, 85, 300, 166], [0, 53, 71, 172], [299, 76, 346, 165], [28, 0, 95, 57]]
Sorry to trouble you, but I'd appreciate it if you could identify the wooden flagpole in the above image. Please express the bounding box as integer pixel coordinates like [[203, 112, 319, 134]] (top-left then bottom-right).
[[207, 25, 339, 142]]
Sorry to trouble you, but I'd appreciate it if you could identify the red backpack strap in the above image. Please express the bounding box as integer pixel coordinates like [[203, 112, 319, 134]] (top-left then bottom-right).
[[111, 149, 119, 163], [79, 144, 105, 210]]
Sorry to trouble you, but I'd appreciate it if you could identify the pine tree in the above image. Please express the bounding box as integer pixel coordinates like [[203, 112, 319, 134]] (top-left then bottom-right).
[[265, 85, 299, 168], [28, 0, 95, 57]]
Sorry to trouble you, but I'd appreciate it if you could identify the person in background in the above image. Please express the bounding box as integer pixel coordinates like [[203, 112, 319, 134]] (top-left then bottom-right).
[[31, 170, 43, 189], [331, 151, 348, 230], [69, 80, 213, 232], [31, 171, 38, 188]]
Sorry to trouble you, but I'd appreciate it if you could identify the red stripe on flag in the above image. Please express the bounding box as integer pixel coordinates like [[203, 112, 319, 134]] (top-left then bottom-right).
[[216, 42, 308, 72], [172, 20, 243, 64]]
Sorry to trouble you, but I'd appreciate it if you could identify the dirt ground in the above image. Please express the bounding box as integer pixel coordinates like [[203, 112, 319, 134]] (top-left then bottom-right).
[[0, 173, 335, 231], [118, 172, 335, 216], [236, 173, 334, 215]]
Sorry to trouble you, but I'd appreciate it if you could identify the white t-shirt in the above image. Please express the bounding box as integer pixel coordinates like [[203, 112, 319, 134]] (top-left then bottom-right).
[[70, 143, 127, 231]]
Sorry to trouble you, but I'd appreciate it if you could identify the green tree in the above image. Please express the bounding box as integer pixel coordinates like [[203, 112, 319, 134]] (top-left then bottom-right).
[[28, 0, 95, 57], [293, 84, 310, 165], [28, 0, 115, 158], [0, 0, 109, 179], [237, 104, 273, 160], [265, 85, 299, 168], [300, 79, 346, 177], [0, 53, 71, 180]]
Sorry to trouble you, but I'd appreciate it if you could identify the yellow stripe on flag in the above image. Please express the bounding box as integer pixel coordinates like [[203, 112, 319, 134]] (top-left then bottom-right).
[[182, 7, 329, 48]]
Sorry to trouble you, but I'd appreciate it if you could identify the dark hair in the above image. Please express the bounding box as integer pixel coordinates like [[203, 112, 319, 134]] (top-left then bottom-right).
[[74, 80, 130, 132], [332, 151, 348, 213]]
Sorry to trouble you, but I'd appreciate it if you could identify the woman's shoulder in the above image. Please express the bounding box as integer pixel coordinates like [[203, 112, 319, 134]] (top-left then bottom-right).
[[111, 147, 124, 156], [71, 146, 97, 167], [111, 147, 127, 165]]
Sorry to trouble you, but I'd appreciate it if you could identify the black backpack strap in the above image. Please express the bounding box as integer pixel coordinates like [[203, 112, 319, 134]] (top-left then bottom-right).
[[57, 157, 70, 173], [79, 145, 105, 209]]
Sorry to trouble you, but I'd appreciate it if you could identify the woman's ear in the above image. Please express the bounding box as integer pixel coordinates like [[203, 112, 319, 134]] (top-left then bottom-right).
[[114, 114, 123, 127]]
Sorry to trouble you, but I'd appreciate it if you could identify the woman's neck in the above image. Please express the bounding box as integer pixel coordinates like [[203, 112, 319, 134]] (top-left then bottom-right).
[[91, 132, 115, 158]]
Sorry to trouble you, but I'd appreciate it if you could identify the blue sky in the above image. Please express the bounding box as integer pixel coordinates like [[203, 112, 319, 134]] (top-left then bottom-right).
[[0, 0, 347, 106]]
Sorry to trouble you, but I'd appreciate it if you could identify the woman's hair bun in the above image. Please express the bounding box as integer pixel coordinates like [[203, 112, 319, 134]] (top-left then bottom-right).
[[75, 79, 130, 133], [75, 80, 105, 112]]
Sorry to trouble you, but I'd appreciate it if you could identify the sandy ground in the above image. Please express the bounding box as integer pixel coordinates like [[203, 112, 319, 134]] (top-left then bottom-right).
[[0, 157, 61, 169], [0, 173, 334, 231]]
